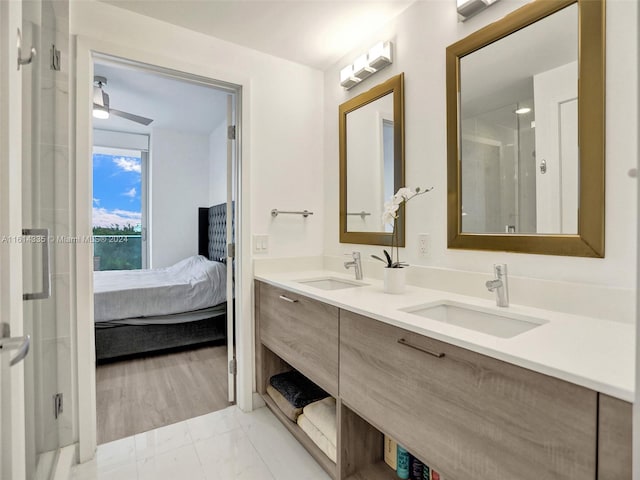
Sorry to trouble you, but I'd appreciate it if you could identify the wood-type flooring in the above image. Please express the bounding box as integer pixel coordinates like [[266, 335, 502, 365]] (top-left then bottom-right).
[[96, 344, 230, 444]]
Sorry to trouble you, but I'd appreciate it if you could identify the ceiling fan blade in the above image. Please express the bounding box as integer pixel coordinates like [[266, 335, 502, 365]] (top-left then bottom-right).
[[93, 86, 105, 107], [109, 109, 154, 126]]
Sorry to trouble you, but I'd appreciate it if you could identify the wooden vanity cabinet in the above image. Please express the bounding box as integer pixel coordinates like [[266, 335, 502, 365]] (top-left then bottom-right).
[[255, 281, 339, 396], [255, 281, 631, 480], [339, 309, 598, 480], [598, 394, 633, 479]]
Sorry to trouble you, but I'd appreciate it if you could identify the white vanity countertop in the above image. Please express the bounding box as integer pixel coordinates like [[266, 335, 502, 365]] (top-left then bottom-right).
[[255, 270, 635, 402]]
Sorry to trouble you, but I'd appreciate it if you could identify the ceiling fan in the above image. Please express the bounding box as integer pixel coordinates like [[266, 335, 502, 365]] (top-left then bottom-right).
[[93, 76, 154, 126]]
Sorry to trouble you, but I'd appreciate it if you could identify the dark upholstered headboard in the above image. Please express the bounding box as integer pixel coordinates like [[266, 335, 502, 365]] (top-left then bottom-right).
[[198, 202, 234, 262]]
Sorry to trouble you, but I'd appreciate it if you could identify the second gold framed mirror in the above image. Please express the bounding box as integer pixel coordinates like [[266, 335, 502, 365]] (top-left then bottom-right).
[[446, 0, 604, 257]]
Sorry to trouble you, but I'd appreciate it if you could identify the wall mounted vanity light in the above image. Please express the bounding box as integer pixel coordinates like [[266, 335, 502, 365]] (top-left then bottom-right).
[[340, 41, 393, 90], [456, 0, 500, 21]]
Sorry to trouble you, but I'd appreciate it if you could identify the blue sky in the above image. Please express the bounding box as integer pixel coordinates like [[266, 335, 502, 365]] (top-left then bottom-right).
[[92, 152, 142, 229]]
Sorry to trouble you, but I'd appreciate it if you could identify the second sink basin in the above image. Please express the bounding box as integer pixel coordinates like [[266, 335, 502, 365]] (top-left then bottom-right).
[[297, 277, 366, 291], [401, 301, 547, 338]]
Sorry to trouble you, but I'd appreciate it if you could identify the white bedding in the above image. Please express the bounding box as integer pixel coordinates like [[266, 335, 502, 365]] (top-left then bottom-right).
[[94, 255, 227, 323]]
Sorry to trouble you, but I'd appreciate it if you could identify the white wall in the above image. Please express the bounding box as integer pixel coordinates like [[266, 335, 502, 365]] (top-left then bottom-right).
[[323, 0, 638, 322], [209, 120, 227, 206], [150, 128, 210, 267], [71, 0, 325, 261]]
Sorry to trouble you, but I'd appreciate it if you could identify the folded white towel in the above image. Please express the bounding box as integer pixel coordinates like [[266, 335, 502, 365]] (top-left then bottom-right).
[[302, 396, 336, 448], [297, 414, 337, 463]]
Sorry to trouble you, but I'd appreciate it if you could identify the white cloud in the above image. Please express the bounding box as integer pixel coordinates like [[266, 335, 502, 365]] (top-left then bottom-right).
[[92, 207, 142, 228], [123, 187, 137, 198], [113, 157, 141, 173], [93, 197, 100, 205]]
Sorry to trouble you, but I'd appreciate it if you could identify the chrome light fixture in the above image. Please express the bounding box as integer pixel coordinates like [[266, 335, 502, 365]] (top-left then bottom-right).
[[340, 41, 393, 90], [457, 0, 500, 21]]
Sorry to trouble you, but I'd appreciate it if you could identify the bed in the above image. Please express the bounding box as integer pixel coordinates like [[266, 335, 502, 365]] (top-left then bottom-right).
[[94, 203, 232, 362]]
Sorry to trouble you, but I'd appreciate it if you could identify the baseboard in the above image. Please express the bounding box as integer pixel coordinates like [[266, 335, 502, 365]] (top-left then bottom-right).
[[51, 444, 76, 480], [252, 391, 266, 410], [34, 451, 56, 480]]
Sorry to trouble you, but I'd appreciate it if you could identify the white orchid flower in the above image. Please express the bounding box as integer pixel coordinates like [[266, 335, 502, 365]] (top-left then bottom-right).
[[390, 194, 404, 205], [377, 185, 433, 267], [382, 210, 397, 226], [395, 187, 415, 202], [384, 201, 399, 214], [382, 201, 399, 226]]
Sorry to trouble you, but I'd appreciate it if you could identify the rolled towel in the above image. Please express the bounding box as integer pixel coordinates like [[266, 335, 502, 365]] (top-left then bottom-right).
[[297, 413, 337, 463], [269, 371, 329, 409], [302, 397, 336, 449], [266, 384, 303, 422]]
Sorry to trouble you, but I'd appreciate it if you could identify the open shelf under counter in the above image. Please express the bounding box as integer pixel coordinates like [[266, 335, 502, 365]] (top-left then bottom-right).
[[261, 393, 337, 480], [339, 401, 402, 480], [344, 461, 397, 480]]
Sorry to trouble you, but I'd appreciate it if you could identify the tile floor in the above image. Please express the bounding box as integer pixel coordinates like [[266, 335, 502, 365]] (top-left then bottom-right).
[[71, 406, 331, 480]]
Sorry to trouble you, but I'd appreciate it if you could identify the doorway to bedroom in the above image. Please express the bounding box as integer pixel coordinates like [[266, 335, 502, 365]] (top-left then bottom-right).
[[90, 55, 240, 445]]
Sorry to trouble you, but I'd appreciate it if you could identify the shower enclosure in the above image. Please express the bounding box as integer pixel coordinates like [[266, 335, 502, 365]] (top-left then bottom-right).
[[460, 100, 537, 234], [1, 0, 75, 478]]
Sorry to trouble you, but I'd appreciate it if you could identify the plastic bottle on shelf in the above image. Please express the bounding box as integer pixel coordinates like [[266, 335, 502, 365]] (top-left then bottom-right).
[[396, 445, 410, 479], [409, 455, 424, 479]]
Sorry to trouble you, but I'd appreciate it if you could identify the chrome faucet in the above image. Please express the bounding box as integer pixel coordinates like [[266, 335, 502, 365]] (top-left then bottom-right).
[[344, 251, 363, 280], [486, 264, 509, 307]]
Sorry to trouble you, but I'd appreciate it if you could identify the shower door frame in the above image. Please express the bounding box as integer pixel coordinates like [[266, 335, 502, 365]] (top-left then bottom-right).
[[0, 1, 27, 478]]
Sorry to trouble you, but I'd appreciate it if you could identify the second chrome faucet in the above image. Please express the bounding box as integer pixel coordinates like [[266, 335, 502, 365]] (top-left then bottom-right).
[[486, 264, 509, 307]]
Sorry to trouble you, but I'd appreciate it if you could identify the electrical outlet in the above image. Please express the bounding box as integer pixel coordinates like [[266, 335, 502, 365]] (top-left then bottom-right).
[[253, 234, 269, 254], [418, 233, 430, 257]]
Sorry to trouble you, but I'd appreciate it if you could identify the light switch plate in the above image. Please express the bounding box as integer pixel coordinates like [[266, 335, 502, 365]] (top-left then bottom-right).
[[253, 234, 269, 254]]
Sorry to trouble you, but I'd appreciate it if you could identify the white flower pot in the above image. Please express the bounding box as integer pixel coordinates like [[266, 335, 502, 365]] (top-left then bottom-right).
[[383, 267, 406, 294]]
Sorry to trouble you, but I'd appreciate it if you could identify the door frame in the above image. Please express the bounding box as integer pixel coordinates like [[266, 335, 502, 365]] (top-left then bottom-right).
[[74, 35, 252, 462], [0, 1, 27, 479]]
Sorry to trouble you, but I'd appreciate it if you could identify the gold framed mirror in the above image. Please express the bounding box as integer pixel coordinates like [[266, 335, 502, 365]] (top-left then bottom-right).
[[446, 0, 604, 257], [340, 73, 405, 246]]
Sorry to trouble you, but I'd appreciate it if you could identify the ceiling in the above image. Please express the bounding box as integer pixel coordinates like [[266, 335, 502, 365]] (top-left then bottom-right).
[[93, 59, 230, 134], [98, 0, 415, 70], [93, 0, 415, 134]]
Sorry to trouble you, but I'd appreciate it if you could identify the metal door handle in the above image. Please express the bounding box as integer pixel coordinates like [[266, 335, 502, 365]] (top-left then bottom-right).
[[22, 228, 51, 300], [17, 28, 37, 70], [1, 335, 31, 366]]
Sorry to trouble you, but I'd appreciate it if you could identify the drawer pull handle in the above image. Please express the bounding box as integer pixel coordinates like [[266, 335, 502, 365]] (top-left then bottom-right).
[[397, 338, 445, 358], [279, 295, 298, 303]]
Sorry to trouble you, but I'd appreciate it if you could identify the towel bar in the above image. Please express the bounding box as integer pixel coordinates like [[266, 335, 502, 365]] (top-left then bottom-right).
[[271, 209, 314, 218]]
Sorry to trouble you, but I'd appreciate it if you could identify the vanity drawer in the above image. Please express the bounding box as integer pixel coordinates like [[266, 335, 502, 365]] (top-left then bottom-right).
[[339, 310, 597, 480], [256, 281, 339, 396]]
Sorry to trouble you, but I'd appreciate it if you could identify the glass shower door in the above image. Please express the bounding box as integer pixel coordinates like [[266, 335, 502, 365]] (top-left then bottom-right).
[[21, 0, 73, 477]]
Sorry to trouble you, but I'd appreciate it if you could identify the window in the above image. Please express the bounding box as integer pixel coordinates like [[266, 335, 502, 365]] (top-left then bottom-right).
[[92, 145, 148, 270]]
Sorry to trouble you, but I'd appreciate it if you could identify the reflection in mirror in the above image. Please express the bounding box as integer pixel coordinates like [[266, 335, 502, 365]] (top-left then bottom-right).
[[340, 73, 404, 246], [346, 93, 394, 232], [459, 4, 577, 235], [446, 0, 605, 257]]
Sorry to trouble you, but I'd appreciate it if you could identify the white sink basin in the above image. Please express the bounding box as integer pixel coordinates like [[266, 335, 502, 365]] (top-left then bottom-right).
[[401, 301, 547, 338], [297, 277, 367, 291]]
